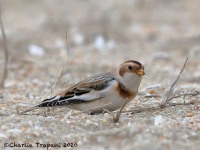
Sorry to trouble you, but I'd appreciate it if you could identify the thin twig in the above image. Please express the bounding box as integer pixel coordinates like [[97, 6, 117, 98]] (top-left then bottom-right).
[[145, 94, 161, 98], [65, 31, 70, 57], [0, 8, 9, 88], [50, 66, 63, 97], [49, 32, 70, 97], [22, 32, 71, 115], [167, 101, 197, 106], [165, 91, 199, 102], [146, 91, 199, 102], [62, 32, 71, 89], [183, 90, 189, 104], [122, 101, 199, 114], [160, 58, 188, 108], [122, 106, 160, 114], [124, 91, 200, 114]]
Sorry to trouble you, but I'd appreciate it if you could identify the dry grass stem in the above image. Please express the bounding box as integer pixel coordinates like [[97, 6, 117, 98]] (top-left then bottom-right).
[[50, 66, 64, 97], [122, 99, 199, 114], [50, 31, 70, 97], [145, 94, 162, 98], [145, 91, 199, 101], [0, 9, 9, 88], [167, 101, 198, 106], [167, 91, 199, 102], [124, 58, 200, 115], [183, 90, 189, 103], [123, 106, 160, 114], [160, 58, 188, 108], [135, 91, 199, 114], [65, 31, 70, 57]]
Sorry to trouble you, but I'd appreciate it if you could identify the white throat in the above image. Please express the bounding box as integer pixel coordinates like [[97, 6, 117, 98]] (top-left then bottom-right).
[[117, 71, 142, 92]]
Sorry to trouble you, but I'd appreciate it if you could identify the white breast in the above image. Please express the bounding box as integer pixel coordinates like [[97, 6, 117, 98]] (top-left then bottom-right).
[[67, 80, 134, 114]]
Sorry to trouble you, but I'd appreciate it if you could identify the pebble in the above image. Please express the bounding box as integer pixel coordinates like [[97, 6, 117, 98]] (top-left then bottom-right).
[[0, 133, 7, 138], [185, 113, 195, 117], [152, 52, 169, 60], [73, 33, 84, 45], [7, 129, 22, 136], [28, 44, 45, 56], [154, 115, 165, 126], [196, 126, 200, 131], [94, 35, 106, 51], [146, 84, 162, 90]]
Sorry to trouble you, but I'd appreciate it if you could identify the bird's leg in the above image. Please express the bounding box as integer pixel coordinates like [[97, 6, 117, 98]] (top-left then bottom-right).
[[113, 100, 128, 123]]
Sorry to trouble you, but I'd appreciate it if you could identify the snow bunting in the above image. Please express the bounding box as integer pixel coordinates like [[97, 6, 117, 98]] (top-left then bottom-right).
[[21, 60, 145, 115]]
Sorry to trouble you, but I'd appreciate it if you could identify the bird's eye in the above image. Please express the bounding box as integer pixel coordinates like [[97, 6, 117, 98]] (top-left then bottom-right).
[[128, 66, 132, 70]]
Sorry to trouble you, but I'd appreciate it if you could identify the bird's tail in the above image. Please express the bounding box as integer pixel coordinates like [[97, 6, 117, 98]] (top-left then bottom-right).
[[20, 105, 40, 114], [20, 96, 59, 114]]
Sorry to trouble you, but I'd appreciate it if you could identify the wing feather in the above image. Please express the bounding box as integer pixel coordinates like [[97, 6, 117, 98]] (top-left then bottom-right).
[[39, 72, 116, 107]]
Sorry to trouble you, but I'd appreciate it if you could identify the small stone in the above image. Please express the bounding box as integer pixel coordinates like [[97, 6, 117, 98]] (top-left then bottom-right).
[[47, 116, 54, 119], [196, 126, 200, 131], [146, 84, 161, 90], [94, 35, 106, 51], [185, 113, 195, 117], [28, 44, 45, 56], [86, 119, 93, 125], [194, 105, 200, 110], [0, 133, 7, 138], [148, 89, 158, 95], [154, 115, 165, 126], [176, 110, 183, 114], [7, 129, 22, 136], [73, 33, 84, 45], [152, 52, 169, 60]]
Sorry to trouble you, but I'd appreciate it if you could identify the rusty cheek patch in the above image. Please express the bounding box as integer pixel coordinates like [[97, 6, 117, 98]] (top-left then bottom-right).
[[119, 67, 126, 77], [116, 83, 136, 100]]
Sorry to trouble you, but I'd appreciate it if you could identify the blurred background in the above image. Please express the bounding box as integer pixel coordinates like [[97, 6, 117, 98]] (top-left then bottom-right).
[[0, 0, 200, 149], [0, 0, 199, 111], [0, 0, 200, 93]]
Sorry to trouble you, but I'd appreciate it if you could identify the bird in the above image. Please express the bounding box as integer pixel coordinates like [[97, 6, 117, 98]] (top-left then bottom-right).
[[21, 60, 145, 115]]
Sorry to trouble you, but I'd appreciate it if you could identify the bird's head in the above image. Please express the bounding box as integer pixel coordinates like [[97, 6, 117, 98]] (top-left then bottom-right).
[[117, 60, 145, 92]]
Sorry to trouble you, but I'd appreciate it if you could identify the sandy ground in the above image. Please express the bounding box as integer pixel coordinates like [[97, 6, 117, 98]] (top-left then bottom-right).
[[0, 0, 200, 150]]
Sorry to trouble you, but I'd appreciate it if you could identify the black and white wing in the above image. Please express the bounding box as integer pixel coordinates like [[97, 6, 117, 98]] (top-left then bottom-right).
[[38, 72, 116, 107], [21, 73, 116, 114]]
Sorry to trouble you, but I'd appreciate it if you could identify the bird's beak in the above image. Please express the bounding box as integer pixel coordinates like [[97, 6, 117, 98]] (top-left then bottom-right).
[[137, 69, 145, 76]]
